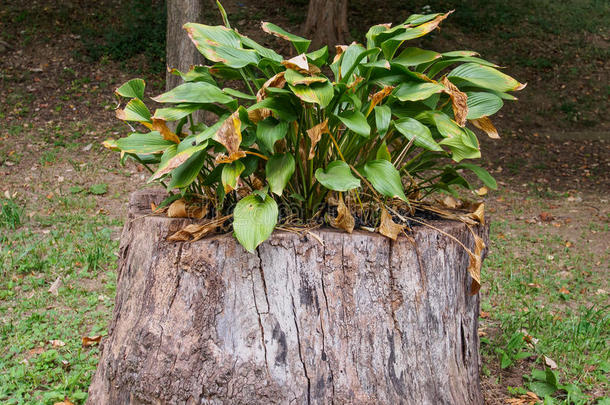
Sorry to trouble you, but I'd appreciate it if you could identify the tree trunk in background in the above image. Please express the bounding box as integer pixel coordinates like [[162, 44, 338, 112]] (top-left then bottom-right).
[[88, 189, 486, 404], [303, 0, 349, 49], [166, 0, 203, 91]]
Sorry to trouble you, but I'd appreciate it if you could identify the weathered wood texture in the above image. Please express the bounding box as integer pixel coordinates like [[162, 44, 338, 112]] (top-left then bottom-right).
[[303, 0, 349, 49], [166, 0, 203, 91], [88, 189, 488, 405]]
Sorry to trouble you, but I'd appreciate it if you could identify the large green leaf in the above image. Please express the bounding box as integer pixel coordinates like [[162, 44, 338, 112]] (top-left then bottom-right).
[[256, 118, 290, 153], [261, 22, 310, 54], [168, 66, 216, 85], [393, 81, 444, 102], [249, 97, 298, 122], [393, 47, 441, 67], [439, 135, 481, 162], [466, 92, 504, 119], [152, 82, 234, 104], [374, 105, 391, 136], [239, 34, 283, 62], [306, 46, 328, 67], [362, 160, 407, 201], [447, 63, 525, 93], [266, 154, 295, 196], [169, 150, 207, 189], [339, 44, 378, 83], [117, 98, 152, 123], [426, 56, 499, 78], [456, 163, 497, 189], [394, 117, 442, 151], [221, 160, 245, 192], [284, 68, 328, 86], [153, 105, 201, 121], [315, 161, 360, 192], [289, 81, 334, 108], [115, 79, 145, 99], [115, 132, 174, 154], [233, 193, 279, 252], [337, 110, 371, 138]]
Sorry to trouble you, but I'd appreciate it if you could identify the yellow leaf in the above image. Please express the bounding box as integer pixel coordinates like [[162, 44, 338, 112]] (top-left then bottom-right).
[[151, 118, 180, 143], [53, 400, 74, 405], [306, 119, 329, 160], [214, 112, 243, 157], [441, 76, 468, 127], [331, 195, 354, 233], [378, 208, 405, 240], [367, 86, 394, 115], [467, 202, 485, 225], [281, 54, 309, 73], [470, 116, 500, 139], [167, 199, 187, 218], [256, 71, 286, 102], [476, 186, 488, 196]]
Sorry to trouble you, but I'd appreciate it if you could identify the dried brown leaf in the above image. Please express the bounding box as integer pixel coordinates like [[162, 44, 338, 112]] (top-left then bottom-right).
[[331, 197, 354, 233], [214, 150, 247, 164], [378, 208, 405, 240], [467, 202, 485, 225], [256, 71, 286, 102], [368, 86, 395, 114], [82, 335, 102, 347], [333, 45, 348, 64], [214, 112, 242, 157], [151, 118, 181, 143], [306, 119, 329, 160], [53, 400, 74, 405], [281, 54, 309, 74], [441, 195, 459, 209], [168, 223, 215, 242], [49, 339, 66, 347], [476, 186, 488, 196], [470, 116, 500, 139], [167, 199, 187, 218], [48, 276, 62, 296], [441, 76, 468, 127], [467, 227, 485, 295]]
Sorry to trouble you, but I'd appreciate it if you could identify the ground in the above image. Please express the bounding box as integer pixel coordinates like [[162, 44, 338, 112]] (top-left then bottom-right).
[[0, 0, 608, 403]]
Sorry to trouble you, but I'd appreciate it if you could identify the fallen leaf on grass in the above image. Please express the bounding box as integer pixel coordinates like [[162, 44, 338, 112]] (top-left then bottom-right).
[[543, 355, 557, 369], [82, 335, 102, 347], [48, 276, 62, 296], [27, 347, 45, 356], [480, 311, 490, 318], [558, 287, 570, 294], [538, 212, 554, 222], [527, 283, 542, 289], [49, 339, 65, 347], [331, 196, 354, 234], [378, 208, 405, 240], [53, 399, 74, 405], [476, 186, 488, 196], [505, 391, 540, 405]]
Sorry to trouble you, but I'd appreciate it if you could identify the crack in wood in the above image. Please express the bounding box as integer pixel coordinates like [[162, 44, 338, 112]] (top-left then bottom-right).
[[291, 295, 311, 405], [252, 247, 270, 376]]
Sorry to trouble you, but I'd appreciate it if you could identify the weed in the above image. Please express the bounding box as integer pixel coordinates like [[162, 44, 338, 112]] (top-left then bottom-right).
[[0, 198, 23, 229]]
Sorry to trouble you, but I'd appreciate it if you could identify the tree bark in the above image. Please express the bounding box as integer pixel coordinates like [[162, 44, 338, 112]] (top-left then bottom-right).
[[303, 0, 349, 49], [166, 0, 204, 91], [88, 189, 487, 404]]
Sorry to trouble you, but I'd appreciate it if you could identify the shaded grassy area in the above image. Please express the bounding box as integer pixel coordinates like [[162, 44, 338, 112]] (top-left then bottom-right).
[[0, 0, 608, 403]]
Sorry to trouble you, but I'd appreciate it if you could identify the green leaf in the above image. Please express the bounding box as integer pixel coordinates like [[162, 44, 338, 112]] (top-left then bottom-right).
[[256, 118, 290, 154], [115, 132, 175, 154], [528, 382, 558, 398], [249, 97, 298, 122], [266, 154, 295, 196], [153, 105, 201, 121], [222, 87, 256, 100], [426, 56, 499, 78], [339, 44, 378, 83], [306, 46, 328, 67], [456, 163, 497, 189], [448, 63, 525, 93], [239, 34, 283, 62], [118, 98, 152, 123], [466, 92, 504, 119], [362, 160, 407, 201], [233, 193, 278, 252], [89, 183, 108, 195], [261, 22, 310, 54], [337, 110, 371, 138], [376, 141, 391, 161], [289, 81, 334, 108], [151, 143, 208, 180], [439, 135, 481, 162], [115, 79, 145, 99], [315, 161, 361, 192], [221, 160, 245, 193], [374, 105, 391, 136], [405, 13, 444, 25], [394, 117, 442, 151], [152, 82, 234, 104], [393, 47, 441, 67], [169, 150, 207, 189], [168, 66, 216, 85], [393, 81, 444, 102]]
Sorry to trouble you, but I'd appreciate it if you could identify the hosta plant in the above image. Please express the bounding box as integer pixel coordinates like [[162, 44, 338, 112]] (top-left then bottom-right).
[[105, 5, 524, 254]]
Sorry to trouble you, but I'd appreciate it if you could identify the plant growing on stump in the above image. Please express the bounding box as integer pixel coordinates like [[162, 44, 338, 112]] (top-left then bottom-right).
[[105, 3, 523, 256]]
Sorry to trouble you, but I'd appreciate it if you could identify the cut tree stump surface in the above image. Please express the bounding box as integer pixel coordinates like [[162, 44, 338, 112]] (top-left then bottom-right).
[[88, 189, 488, 405]]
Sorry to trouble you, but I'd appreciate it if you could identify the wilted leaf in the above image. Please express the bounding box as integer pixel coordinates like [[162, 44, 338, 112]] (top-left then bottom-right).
[[544, 355, 558, 369], [467, 229, 486, 295], [151, 119, 180, 143], [368, 86, 394, 114], [331, 196, 355, 233], [559, 287, 570, 295], [467, 202, 485, 225], [168, 219, 224, 242], [167, 199, 187, 218], [53, 399, 74, 405], [306, 119, 329, 159], [214, 112, 242, 158], [470, 116, 499, 139], [49, 339, 66, 347], [441, 195, 459, 209], [281, 54, 310, 73], [378, 208, 405, 240], [256, 71, 286, 102], [476, 186, 488, 196], [441, 76, 468, 127], [82, 335, 102, 347]]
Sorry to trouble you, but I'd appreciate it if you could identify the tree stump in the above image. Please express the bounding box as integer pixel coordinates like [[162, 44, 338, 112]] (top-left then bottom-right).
[[88, 189, 488, 405]]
